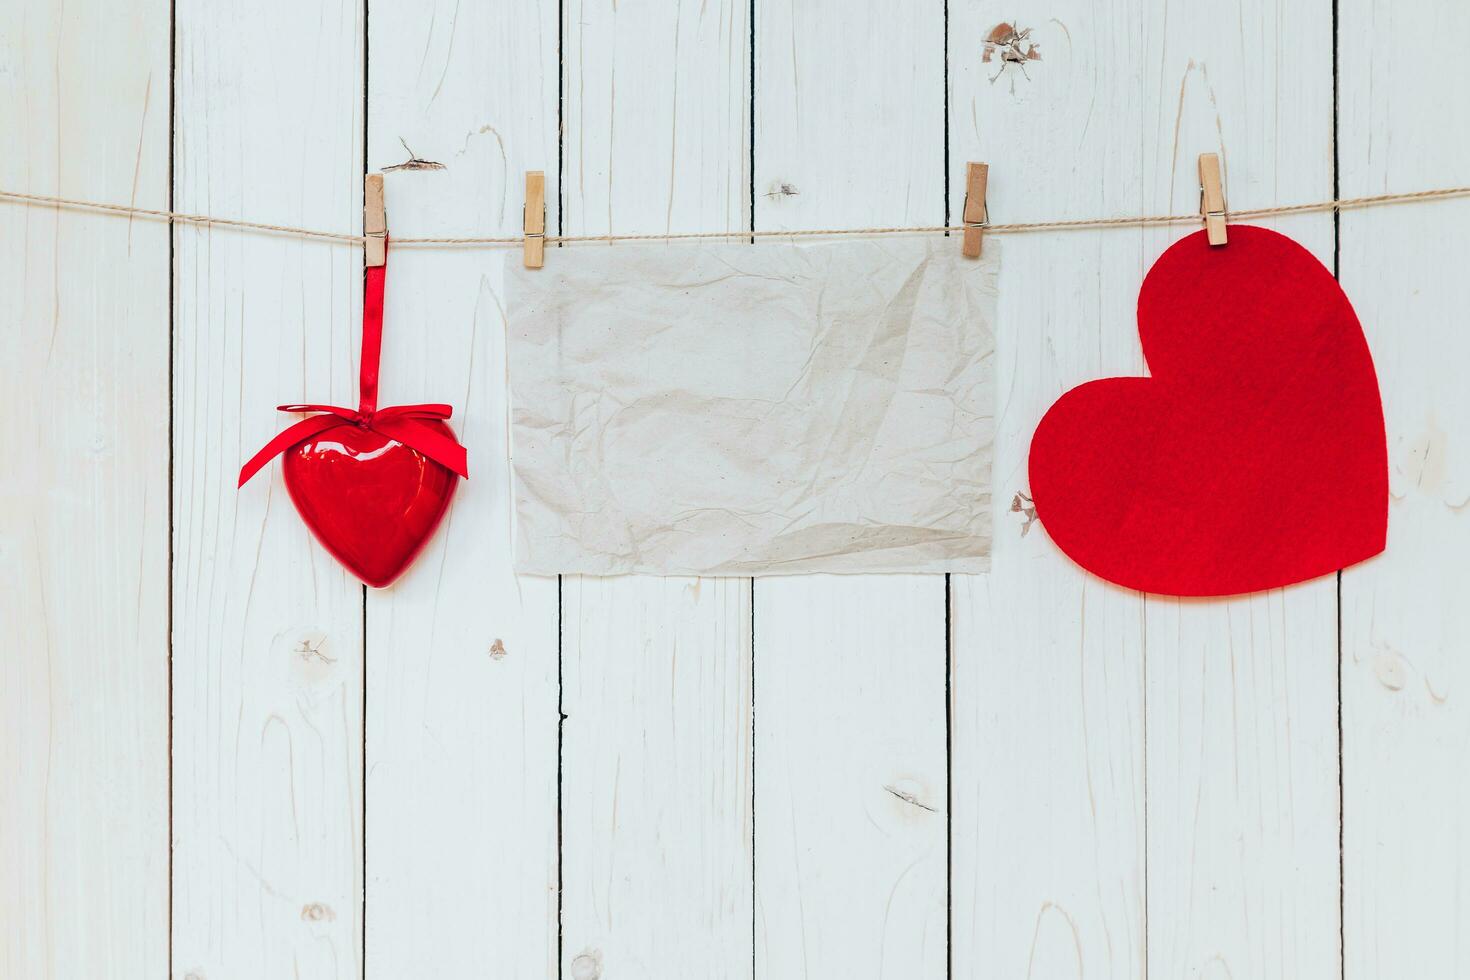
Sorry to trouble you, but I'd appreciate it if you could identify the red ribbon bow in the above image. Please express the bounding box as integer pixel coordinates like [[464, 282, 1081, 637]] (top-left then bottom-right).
[[237, 402, 468, 487], [238, 239, 470, 488]]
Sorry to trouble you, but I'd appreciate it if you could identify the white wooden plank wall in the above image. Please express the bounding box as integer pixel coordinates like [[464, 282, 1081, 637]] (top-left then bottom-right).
[[947, 6, 1150, 974], [0, 1, 170, 976], [362, 0, 561, 975], [1339, 3, 1470, 979], [171, 0, 366, 976], [949, 5, 1342, 977], [1136, 6, 1341, 978], [559, 3, 754, 977], [6, 0, 1470, 978], [751, 1, 949, 976]]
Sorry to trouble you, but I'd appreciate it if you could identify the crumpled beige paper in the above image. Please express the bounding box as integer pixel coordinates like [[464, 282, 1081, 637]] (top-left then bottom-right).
[[506, 237, 998, 576]]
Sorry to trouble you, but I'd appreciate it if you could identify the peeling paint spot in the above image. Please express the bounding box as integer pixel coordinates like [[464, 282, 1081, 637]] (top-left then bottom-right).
[[1402, 417, 1448, 498], [489, 638, 508, 660], [1010, 491, 1038, 537], [1374, 652, 1406, 691], [294, 634, 335, 666], [283, 627, 339, 687], [982, 22, 1041, 86], [300, 902, 336, 922], [884, 783, 937, 813], [570, 949, 603, 980], [383, 137, 447, 172]]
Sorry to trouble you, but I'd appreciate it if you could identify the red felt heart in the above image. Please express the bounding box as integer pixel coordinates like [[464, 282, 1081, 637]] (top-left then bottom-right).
[[1028, 225, 1387, 597], [282, 419, 458, 588]]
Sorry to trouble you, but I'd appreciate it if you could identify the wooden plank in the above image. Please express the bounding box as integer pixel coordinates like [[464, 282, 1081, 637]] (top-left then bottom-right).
[[751, 0, 948, 975], [947, 20, 1150, 956], [559, 0, 754, 976], [1138, 9, 1339, 977], [754, 578, 948, 977], [950, 572, 1144, 978], [170, 1, 365, 976], [561, 577, 754, 980], [362, 0, 561, 973], [1339, 2, 1470, 976], [1145, 586, 1339, 978], [0, 3, 170, 976], [948, 4, 1341, 976]]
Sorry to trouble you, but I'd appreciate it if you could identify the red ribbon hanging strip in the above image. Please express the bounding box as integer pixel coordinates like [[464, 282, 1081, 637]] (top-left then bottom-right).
[[237, 240, 469, 488]]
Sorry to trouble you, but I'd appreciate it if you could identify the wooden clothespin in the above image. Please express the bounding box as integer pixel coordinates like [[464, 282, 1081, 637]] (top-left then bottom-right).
[[364, 173, 387, 268], [524, 171, 546, 269], [1198, 153, 1227, 245], [961, 162, 989, 259]]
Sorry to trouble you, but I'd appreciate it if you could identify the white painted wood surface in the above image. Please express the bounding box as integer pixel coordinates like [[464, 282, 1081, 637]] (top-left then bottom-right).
[[947, 8, 1150, 975], [0, 2, 169, 977], [949, 6, 1342, 978], [1135, 8, 1342, 978], [1339, 2, 1470, 978], [559, 2, 754, 975], [751, 1, 949, 975], [171, 1, 365, 976], [6, 1, 1470, 977], [755, 578, 948, 979], [562, 577, 754, 980], [362, 0, 561, 975]]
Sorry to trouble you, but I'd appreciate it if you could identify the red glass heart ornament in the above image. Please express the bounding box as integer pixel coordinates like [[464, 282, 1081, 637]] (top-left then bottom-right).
[[1028, 225, 1387, 597], [283, 420, 458, 588], [238, 242, 469, 587]]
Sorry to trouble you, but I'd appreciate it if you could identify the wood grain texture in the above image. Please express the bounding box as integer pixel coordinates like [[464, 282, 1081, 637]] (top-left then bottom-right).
[[1339, 2, 1470, 977], [949, 3, 1342, 977], [0, 2, 170, 976], [752, 1, 948, 976], [171, 0, 365, 975], [561, 577, 754, 980], [754, 577, 948, 979], [562, 0, 750, 241], [10, 3, 1470, 977], [362, 0, 561, 973], [1145, 585, 1339, 980], [1136, 5, 1341, 977], [559, 0, 755, 976], [950, 572, 1144, 980], [946, 15, 1152, 975], [947, 4, 1148, 975]]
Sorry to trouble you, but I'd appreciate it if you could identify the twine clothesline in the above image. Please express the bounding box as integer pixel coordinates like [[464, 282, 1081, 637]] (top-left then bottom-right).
[[1, 184, 1468, 248]]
